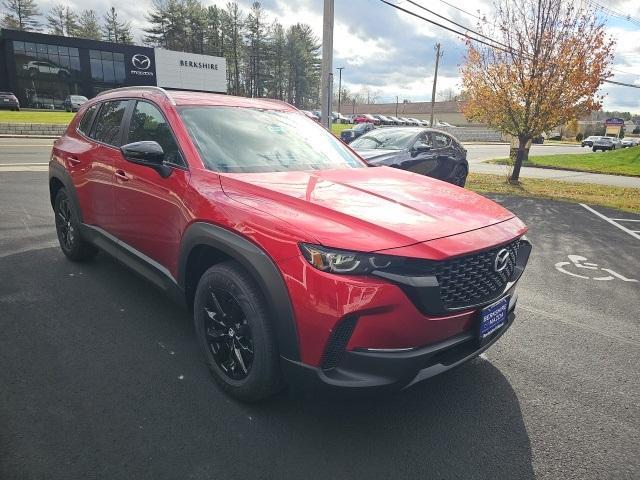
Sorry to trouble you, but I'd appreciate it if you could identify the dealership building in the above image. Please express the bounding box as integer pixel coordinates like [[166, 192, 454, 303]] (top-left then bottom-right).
[[0, 29, 227, 109]]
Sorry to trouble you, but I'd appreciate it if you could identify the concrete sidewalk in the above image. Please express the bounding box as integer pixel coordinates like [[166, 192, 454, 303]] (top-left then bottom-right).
[[470, 162, 640, 189]]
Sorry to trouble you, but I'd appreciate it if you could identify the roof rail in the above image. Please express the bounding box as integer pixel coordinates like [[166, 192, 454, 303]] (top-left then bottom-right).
[[96, 86, 175, 105]]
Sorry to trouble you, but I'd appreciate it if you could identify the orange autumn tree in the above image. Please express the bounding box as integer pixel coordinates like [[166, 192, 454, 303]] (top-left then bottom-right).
[[461, 0, 614, 182]]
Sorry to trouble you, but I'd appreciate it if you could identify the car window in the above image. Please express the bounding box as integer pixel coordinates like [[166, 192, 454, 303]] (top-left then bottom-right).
[[351, 129, 417, 150], [414, 132, 432, 148], [78, 104, 98, 135], [91, 100, 128, 146], [432, 133, 451, 149], [128, 101, 184, 167]]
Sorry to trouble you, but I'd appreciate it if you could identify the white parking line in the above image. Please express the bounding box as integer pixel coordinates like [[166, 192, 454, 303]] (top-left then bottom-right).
[[611, 218, 640, 222], [580, 203, 640, 241]]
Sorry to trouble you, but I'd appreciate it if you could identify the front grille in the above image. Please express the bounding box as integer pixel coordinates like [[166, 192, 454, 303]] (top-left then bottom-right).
[[409, 240, 522, 310], [321, 316, 358, 370], [437, 240, 521, 308]]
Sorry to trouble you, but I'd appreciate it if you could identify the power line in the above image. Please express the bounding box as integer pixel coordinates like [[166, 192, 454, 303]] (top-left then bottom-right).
[[437, 0, 487, 23], [404, 0, 509, 50], [587, 0, 640, 28], [379, 0, 640, 89], [379, 0, 512, 54]]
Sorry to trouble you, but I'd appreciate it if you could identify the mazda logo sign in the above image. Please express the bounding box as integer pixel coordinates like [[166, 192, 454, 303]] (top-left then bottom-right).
[[494, 248, 512, 273], [131, 54, 151, 70]]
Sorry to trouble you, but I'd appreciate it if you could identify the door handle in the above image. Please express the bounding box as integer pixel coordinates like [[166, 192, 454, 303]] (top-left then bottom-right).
[[67, 156, 81, 166], [115, 169, 129, 181]]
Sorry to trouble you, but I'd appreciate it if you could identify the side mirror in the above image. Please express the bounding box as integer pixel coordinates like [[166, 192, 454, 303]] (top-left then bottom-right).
[[120, 141, 171, 177]]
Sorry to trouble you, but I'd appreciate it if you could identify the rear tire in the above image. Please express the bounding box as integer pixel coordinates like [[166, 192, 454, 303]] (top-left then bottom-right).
[[54, 189, 98, 262], [193, 261, 282, 402]]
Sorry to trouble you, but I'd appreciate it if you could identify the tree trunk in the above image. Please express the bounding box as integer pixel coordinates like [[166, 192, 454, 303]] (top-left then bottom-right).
[[510, 135, 530, 183]]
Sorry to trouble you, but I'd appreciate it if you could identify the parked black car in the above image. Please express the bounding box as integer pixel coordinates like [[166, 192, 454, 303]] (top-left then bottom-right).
[[0, 91, 20, 111], [340, 122, 375, 143], [351, 127, 469, 187]]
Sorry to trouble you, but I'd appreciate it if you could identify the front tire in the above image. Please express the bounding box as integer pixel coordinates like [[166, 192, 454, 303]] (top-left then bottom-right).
[[54, 189, 98, 262], [194, 261, 282, 402], [450, 164, 468, 187]]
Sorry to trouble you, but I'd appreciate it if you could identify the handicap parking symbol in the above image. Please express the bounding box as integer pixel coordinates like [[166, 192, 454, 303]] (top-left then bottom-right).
[[555, 255, 638, 282]]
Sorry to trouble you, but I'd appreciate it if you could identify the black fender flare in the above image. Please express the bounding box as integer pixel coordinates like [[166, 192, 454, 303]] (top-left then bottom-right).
[[48, 162, 84, 222], [178, 222, 300, 362]]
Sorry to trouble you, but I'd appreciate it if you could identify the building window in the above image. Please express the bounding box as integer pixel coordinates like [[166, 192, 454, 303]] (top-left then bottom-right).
[[12, 40, 81, 109], [89, 50, 126, 86]]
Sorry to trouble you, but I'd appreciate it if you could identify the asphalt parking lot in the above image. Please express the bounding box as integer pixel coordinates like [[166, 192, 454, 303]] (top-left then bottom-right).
[[1, 161, 639, 478]]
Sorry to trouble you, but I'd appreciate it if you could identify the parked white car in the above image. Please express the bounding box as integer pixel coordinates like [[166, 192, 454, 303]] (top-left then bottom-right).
[[23, 60, 70, 77]]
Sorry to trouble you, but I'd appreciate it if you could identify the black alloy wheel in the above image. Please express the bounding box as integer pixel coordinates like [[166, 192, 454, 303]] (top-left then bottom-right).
[[55, 195, 76, 252], [53, 189, 98, 261], [203, 288, 254, 380], [194, 262, 282, 402]]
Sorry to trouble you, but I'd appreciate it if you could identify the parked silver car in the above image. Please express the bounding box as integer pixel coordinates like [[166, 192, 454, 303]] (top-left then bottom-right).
[[592, 136, 621, 152]]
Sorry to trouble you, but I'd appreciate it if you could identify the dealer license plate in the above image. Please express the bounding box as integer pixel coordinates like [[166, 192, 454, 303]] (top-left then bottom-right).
[[478, 296, 509, 343]]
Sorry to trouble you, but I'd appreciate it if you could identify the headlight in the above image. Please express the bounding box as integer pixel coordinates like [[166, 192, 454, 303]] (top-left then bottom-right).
[[299, 243, 404, 275]]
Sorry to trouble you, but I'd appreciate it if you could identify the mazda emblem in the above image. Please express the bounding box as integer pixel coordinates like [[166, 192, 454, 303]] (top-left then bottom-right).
[[494, 248, 511, 273], [131, 54, 151, 70]]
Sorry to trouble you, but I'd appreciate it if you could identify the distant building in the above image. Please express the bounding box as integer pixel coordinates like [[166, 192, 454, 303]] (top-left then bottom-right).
[[0, 28, 226, 110]]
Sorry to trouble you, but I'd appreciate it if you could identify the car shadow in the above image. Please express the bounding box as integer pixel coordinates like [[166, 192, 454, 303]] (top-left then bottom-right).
[[254, 359, 535, 479], [1, 248, 534, 480]]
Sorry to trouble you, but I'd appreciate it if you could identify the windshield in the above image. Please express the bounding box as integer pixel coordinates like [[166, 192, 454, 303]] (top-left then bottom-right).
[[178, 106, 366, 173], [71, 96, 87, 101], [350, 129, 417, 150]]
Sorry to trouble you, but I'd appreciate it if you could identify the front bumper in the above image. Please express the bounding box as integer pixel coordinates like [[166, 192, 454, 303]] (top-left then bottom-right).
[[282, 294, 518, 391]]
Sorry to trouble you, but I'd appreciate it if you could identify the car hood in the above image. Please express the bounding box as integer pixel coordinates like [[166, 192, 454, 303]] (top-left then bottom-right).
[[219, 166, 515, 252]]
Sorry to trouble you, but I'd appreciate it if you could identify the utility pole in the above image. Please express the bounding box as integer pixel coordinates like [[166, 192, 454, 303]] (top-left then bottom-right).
[[337, 67, 344, 114], [395, 96, 398, 117], [429, 43, 442, 127], [320, 0, 334, 129]]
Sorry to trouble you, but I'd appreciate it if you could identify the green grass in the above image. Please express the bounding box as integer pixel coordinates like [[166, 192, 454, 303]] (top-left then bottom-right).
[[467, 173, 640, 213], [489, 146, 640, 177], [0, 110, 75, 124], [331, 123, 353, 136]]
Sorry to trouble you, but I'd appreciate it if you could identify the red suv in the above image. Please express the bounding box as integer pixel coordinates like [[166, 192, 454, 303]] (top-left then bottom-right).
[[49, 87, 531, 401]]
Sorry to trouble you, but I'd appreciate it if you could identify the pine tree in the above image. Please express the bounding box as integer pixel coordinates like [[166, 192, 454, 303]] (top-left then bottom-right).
[[102, 6, 133, 44], [76, 10, 101, 40], [1, 0, 41, 31], [46, 4, 78, 36], [204, 5, 223, 56], [224, 1, 244, 96], [245, 2, 267, 97]]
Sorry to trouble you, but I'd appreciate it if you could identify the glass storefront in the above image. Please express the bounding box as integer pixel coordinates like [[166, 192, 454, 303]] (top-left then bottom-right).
[[89, 49, 126, 95], [12, 40, 82, 109]]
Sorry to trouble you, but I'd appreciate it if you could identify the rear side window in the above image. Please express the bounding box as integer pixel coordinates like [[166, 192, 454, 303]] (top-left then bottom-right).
[[78, 104, 97, 135], [127, 101, 184, 166], [90, 100, 128, 146], [433, 133, 451, 149]]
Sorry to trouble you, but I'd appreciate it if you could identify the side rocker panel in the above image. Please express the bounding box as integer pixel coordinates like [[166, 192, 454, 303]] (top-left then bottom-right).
[[179, 222, 300, 362]]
